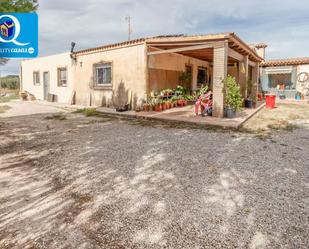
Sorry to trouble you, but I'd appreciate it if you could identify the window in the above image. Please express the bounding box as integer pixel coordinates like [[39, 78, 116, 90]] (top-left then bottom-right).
[[96, 63, 112, 85], [57, 67, 68, 87], [33, 71, 40, 85], [197, 67, 207, 88]]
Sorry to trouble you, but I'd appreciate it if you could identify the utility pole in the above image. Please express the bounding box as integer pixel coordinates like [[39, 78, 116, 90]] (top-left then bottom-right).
[[125, 15, 132, 41]]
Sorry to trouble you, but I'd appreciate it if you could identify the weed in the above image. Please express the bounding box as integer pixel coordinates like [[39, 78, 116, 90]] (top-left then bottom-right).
[[74, 108, 99, 117], [45, 113, 67, 120], [0, 93, 18, 103]]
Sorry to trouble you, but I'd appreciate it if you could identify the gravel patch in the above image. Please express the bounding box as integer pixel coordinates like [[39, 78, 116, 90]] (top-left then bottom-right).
[[0, 113, 308, 249]]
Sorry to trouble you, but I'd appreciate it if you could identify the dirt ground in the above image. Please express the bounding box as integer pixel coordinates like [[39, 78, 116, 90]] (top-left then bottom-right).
[[0, 101, 69, 117], [243, 102, 309, 132], [0, 109, 308, 249]]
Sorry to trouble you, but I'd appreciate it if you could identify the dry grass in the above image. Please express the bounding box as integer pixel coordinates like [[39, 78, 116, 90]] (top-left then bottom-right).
[[242, 103, 309, 133], [0, 105, 11, 113]]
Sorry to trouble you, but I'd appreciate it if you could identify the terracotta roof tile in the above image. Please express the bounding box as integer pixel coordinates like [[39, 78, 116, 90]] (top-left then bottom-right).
[[74, 32, 262, 61], [255, 43, 267, 48], [261, 57, 309, 67]]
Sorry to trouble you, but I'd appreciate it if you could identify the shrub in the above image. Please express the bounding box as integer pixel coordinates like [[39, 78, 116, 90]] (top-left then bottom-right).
[[223, 75, 243, 111], [0, 76, 20, 89], [74, 108, 99, 117]]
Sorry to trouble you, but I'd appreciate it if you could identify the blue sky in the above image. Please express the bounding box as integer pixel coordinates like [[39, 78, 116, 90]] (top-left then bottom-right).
[[2, 0, 309, 75]]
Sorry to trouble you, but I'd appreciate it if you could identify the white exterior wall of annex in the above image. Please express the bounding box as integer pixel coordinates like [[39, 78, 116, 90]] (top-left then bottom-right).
[[21, 52, 74, 103], [297, 64, 309, 94]]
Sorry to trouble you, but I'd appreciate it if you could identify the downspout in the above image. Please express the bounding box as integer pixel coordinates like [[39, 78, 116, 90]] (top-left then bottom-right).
[[70, 42, 77, 105]]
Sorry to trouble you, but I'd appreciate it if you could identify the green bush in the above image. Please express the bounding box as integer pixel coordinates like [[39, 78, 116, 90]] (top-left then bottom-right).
[[223, 75, 243, 111], [0, 76, 20, 89]]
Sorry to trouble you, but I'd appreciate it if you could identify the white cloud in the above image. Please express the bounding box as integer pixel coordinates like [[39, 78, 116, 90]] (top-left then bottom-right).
[[2, 0, 309, 74]]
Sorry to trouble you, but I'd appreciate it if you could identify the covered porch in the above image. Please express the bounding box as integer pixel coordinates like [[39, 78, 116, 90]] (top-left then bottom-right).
[[145, 33, 263, 117]]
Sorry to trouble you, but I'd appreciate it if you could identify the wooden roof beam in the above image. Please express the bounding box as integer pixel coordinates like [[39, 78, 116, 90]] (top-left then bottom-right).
[[147, 42, 215, 56], [228, 48, 244, 61]]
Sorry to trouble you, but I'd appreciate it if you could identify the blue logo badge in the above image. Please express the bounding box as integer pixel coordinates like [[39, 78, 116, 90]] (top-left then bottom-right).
[[0, 13, 38, 58]]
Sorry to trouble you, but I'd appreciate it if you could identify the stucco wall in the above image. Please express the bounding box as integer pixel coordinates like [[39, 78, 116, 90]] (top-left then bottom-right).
[[21, 52, 74, 103], [297, 64, 309, 94], [74, 44, 147, 107], [148, 52, 210, 91]]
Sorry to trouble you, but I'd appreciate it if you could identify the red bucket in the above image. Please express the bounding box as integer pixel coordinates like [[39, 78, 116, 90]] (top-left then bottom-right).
[[265, 94, 276, 109]]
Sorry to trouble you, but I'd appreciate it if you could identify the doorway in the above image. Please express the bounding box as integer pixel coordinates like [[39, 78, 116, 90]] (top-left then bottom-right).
[[43, 72, 49, 100]]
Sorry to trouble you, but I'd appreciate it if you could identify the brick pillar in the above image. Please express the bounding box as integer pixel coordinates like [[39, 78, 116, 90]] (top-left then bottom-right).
[[238, 55, 248, 98], [213, 42, 228, 118]]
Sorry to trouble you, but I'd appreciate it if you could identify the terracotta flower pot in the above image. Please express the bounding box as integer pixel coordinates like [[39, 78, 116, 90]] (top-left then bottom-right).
[[155, 105, 162, 112], [143, 104, 150, 112], [177, 99, 183, 107]]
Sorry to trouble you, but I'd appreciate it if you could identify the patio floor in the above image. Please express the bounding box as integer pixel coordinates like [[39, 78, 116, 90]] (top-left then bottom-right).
[[97, 102, 265, 129]]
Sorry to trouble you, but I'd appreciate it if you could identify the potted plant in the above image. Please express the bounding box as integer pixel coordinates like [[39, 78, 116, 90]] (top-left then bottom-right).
[[162, 101, 167, 110], [171, 96, 178, 107], [177, 97, 184, 107], [20, 91, 28, 101], [143, 101, 150, 111], [174, 85, 185, 96], [223, 75, 243, 118], [198, 85, 209, 97]]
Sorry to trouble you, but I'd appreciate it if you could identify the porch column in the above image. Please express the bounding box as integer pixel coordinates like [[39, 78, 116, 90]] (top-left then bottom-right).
[[251, 63, 260, 102], [238, 55, 248, 98], [213, 42, 228, 118]]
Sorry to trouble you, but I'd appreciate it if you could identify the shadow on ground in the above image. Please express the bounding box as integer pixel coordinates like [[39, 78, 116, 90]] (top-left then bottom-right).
[[0, 113, 308, 248]]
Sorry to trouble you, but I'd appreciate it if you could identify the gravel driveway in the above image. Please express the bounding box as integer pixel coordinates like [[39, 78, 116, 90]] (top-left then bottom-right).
[[0, 113, 308, 248]]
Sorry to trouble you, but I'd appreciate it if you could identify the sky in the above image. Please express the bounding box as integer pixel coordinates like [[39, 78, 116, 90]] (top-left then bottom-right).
[[2, 0, 309, 75]]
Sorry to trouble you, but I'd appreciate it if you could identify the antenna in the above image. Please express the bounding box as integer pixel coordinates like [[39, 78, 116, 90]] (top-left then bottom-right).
[[125, 15, 132, 41]]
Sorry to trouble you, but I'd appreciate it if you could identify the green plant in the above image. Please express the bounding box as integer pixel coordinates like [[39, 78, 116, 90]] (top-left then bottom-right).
[[183, 95, 194, 101], [174, 85, 185, 96], [198, 85, 209, 97], [74, 108, 99, 117], [179, 71, 192, 91], [160, 88, 174, 96], [223, 75, 243, 111]]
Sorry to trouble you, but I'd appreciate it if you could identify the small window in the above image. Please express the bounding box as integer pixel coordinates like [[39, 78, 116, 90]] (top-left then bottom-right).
[[96, 63, 112, 85], [33, 71, 40, 85], [197, 67, 207, 88], [58, 67, 68, 87]]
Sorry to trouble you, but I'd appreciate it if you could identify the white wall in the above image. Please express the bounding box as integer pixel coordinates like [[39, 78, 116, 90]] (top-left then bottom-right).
[[21, 52, 74, 103], [74, 44, 147, 107], [297, 64, 309, 94]]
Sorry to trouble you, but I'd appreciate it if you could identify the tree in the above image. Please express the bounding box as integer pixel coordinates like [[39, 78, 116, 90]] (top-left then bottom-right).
[[0, 0, 38, 12], [0, 0, 38, 65]]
